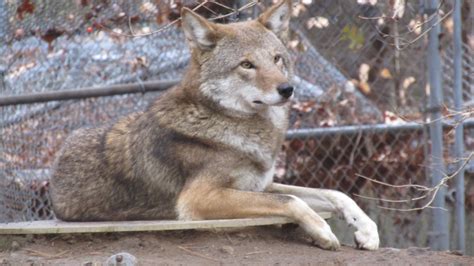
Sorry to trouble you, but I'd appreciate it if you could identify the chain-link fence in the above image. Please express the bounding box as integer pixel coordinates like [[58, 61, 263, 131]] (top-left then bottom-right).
[[1, 0, 473, 255]]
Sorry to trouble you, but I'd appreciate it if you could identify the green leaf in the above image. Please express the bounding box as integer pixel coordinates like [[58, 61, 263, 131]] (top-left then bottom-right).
[[340, 24, 365, 50]]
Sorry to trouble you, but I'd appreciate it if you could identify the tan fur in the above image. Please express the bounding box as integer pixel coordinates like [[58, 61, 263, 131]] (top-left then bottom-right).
[[50, 0, 379, 250]]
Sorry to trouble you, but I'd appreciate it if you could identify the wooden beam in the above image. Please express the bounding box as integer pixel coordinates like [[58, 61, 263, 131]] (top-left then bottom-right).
[[0, 213, 331, 235]]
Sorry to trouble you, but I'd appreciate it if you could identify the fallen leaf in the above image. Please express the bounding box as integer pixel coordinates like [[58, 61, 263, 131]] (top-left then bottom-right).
[[380, 68, 392, 79], [358, 81, 371, 95], [17, 0, 35, 20]]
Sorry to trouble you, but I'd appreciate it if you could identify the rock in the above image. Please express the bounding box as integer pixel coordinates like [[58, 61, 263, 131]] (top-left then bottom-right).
[[105, 252, 137, 266], [407, 247, 430, 256], [235, 233, 248, 239], [10, 241, 20, 251], [447, 250, 464, 256], [219, 245, 234, 255], [380, 247, 401, 253], [1, 258, 12, 266]]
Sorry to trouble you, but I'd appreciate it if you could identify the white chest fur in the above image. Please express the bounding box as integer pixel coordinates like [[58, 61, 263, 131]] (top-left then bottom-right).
[[268, 106, 288, 130], [231, 162, 275, 192]]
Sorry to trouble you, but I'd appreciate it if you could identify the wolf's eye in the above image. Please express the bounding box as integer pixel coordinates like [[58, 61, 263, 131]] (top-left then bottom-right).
[[274, 55, 282, 64], [240, 61, 255, 69]]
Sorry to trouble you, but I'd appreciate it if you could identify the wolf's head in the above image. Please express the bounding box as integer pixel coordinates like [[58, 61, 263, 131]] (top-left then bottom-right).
[[181, 0, 294, 117]]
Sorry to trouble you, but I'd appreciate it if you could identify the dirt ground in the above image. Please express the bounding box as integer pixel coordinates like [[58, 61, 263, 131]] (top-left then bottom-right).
[[1, 226, 472, 265]]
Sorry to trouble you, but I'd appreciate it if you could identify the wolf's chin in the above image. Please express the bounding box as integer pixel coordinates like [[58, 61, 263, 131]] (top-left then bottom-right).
[[253, 99, 289, 106], [273, 100, 290, 106]]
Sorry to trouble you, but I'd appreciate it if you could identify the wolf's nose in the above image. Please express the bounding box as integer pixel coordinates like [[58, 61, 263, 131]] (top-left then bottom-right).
[[277, 83, 294, 99]]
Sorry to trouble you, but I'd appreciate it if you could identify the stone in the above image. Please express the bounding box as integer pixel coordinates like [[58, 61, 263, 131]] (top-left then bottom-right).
[[10, 241, 20, 251], [219, 245, 234, 255], [105, 252, 137, 266]]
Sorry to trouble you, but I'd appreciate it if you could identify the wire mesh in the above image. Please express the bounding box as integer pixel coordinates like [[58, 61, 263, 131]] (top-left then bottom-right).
[[0, 0, 473, 254]]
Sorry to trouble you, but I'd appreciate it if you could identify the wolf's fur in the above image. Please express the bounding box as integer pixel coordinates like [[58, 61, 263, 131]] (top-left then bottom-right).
[[50, 0, 379, 250]]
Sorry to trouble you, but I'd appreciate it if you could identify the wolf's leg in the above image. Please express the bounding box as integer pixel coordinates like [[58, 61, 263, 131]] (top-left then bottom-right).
[[177, 183, 340, 250], [266, 183, 379, 250]]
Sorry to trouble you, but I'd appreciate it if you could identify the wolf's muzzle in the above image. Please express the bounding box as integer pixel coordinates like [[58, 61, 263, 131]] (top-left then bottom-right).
[[277, 83, 294, 99]]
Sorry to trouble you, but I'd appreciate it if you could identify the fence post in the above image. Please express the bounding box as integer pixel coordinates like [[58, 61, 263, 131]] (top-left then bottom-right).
[[453, 0, 465, 254], [425, 0, 449, 250]]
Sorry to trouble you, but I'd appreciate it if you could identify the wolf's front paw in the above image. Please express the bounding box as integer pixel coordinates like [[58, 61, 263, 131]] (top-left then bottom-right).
[[309, 223, 341, 250], [315, 229, 341, 250], [354, 220, 379, 250]]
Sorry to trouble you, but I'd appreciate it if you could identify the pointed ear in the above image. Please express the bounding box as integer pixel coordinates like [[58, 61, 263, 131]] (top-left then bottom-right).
[[181, 8, 219, 51], [258, 0, 292, 42]]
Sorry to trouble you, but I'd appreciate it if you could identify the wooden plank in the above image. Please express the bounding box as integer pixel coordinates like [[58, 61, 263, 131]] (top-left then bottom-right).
[[0, 212, 331, 235]]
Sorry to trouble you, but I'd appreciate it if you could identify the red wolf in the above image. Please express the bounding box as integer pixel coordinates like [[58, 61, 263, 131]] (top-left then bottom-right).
[[50, 0, 379, 250]]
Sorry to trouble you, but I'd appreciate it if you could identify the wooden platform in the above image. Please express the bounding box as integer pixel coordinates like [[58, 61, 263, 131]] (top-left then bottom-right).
[[0, 213, 331, 235]]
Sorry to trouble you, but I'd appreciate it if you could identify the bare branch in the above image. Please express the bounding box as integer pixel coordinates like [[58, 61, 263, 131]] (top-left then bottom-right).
[[208, 1, 258, 21], [356, 151, 473, 212], [353, 193, 428, 203], [97, 1, 258, 38], [355, 174, 430, 191], [359, 0, 453, 50]]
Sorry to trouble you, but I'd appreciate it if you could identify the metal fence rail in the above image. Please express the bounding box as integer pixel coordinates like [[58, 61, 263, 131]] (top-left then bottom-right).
[[0, 80, 179, 106]]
